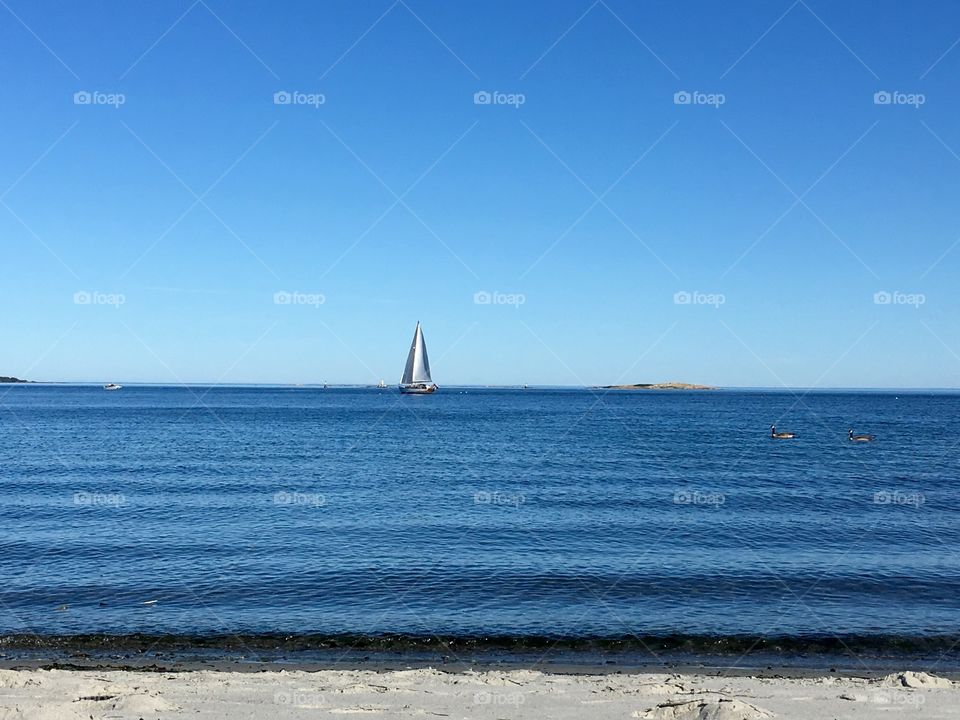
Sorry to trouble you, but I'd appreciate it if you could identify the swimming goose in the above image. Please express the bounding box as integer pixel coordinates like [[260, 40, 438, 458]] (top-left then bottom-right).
[[770, 425, 796, 439], [848, 429, 875, 442]]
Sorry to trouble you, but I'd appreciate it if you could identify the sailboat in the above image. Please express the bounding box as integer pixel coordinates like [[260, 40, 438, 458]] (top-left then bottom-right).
[[399, 322, 437, 394]]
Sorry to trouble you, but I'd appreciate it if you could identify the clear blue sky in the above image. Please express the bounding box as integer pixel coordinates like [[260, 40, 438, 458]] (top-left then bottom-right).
[[2, 0, 959, 387]]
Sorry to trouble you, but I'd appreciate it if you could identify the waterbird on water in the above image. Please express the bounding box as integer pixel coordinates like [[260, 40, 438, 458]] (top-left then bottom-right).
[[770, 425, 796, 439], [848, 429, 875, 442]]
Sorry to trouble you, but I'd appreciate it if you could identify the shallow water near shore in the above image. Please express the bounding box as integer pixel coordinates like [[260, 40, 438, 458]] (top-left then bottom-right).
[[1, 385, 958, 665]]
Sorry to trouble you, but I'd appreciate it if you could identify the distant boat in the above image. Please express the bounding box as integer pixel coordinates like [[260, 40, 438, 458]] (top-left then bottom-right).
[[376, 379, 388, 389], [399, 322, 437, 394], [103, 383, 122, 391]]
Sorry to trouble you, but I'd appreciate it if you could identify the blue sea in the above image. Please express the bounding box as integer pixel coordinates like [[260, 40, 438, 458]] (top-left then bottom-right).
[[1, 385, 958, 663]]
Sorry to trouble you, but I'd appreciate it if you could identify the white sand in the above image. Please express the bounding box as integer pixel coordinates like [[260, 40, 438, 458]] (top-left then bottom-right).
[[0, 667, 957, 719]]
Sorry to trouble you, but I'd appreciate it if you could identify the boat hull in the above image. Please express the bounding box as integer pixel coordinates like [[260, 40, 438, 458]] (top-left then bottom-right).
[[399, 384, 437, 394]]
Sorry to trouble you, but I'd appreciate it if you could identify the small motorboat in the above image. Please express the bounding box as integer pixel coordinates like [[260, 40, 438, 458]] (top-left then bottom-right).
[[103, 383, 122, 391]]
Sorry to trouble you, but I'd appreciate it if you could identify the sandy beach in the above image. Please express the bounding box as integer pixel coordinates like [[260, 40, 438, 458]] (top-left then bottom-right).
[[1, 667, 957, 719]]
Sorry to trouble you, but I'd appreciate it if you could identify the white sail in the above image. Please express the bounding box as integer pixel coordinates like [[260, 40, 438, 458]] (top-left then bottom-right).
[[401, 322, 432, 384]]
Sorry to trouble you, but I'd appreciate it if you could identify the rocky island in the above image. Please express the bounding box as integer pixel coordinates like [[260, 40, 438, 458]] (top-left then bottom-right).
[[0, 376, 29, 383], [598, 382, 716, 390]]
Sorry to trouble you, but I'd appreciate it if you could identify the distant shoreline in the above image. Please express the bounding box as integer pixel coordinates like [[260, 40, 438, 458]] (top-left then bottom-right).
[[4, 381, 960, 392], [598, 382, 717, 390]]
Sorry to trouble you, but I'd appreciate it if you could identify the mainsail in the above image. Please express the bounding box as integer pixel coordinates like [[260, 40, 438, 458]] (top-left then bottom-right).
[[401, 322, 432, 385]]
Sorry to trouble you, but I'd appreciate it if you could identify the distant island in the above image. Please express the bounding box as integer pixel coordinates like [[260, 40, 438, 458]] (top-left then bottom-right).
[[0, 376, 29, 383], [598, 382, 717, 390]]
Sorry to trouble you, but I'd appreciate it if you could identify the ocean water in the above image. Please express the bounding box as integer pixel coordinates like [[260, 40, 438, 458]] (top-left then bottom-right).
[[1, 385, 958, 655]]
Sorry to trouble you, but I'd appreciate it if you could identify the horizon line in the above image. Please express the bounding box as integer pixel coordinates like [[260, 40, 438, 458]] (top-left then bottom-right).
[[6, 381, 960, 392]]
